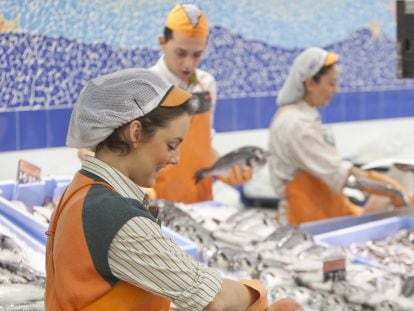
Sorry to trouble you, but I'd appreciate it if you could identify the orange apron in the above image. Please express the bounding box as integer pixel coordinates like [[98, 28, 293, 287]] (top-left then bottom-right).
[[154, 94, 215, 203], [284, 170, 362, 225], [81, 281, 170, 311], [45, 174, 170, 310]]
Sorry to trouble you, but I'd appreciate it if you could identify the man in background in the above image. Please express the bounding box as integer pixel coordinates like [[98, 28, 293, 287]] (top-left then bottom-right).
[[151, 3, 252, 203]]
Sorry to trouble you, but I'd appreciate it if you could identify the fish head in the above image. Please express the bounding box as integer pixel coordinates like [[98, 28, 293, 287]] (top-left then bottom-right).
[[0, 234, 22, 253], [250, 148, 269, 167]]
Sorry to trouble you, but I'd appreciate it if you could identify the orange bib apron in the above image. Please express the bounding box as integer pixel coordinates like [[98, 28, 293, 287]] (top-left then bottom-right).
[[154, 92, 215, 203], [45, 176, 170, 310], [81, 281, 170, 311], [284, 170, 362, 225]]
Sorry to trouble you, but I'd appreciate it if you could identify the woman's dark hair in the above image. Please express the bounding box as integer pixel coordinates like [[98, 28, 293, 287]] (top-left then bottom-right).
[[95, 101, 193, 155], [312, 63, 335, 83]]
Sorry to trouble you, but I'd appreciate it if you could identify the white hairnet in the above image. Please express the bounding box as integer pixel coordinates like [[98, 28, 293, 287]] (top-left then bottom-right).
[[277, 47, 338, 106], [66, 68, 191, 151]]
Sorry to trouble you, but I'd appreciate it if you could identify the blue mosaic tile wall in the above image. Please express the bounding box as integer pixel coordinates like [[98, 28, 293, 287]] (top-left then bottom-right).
[[1, 0, 413, 151]]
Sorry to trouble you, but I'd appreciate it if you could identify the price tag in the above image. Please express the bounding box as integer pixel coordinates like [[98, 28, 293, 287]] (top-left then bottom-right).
[[17, 159, 41, 184], [323, 256, 346, 282]]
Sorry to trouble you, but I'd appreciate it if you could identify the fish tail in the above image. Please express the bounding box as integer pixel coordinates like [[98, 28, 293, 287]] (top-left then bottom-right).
[[194, 169, 209, 183]]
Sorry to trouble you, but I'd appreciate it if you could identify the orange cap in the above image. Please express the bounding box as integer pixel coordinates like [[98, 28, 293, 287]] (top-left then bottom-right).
[[160, 85, 192, 107], [325, 52, 339, 66], [165, 4, 209, 38]]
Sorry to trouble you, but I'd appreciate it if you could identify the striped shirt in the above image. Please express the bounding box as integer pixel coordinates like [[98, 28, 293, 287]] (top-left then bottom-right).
[[82, 157, 222, 310]]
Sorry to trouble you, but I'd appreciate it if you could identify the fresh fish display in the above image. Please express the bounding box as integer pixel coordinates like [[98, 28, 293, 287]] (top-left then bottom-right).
[[194, 146, 268, 182], [0, 222, 45, 309], [8, 199, 55, 224], [333, 282, 373, 305], [306, 290, 338, 310], [258, 267, 295, 288], [0, 233, 22, 253], [212, 209, 277, 245], [152, 199, 215, 245], [206, 244, 243, 271], [32, 204, 54, 223], [153, 200, 414, 309], [0, 302, 44, 311], [2, 184, 414, 310], [375, 299, 411, 311], [269, 284, 312, 306], [0, 284, 44, 306], [402, 276, 414, 298], [349, 229, 414, 274]]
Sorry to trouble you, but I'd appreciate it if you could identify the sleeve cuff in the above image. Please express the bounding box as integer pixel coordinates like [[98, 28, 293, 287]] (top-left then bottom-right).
[[331, 160, 353, 193]]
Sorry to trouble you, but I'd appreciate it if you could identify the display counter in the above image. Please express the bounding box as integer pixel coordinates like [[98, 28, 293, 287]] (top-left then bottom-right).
[[300, 205, 414, 235]]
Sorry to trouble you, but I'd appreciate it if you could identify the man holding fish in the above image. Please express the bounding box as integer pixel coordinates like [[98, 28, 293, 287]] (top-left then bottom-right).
[[151, 4, 254, 204]]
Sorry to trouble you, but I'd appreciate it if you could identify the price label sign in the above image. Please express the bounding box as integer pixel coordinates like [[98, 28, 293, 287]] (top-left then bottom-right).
[[17, 159, 41, 184], [323, 256, 346, 282]]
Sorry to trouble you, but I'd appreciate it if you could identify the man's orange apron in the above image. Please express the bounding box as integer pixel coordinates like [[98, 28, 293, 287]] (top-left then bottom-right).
[[284, 170, 362, 225], [154, 92, 215, 203]]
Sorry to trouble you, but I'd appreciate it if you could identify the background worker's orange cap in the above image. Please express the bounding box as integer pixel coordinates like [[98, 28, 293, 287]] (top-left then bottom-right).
[[165, 4, 209, 38], [324, 52, 339, 66]]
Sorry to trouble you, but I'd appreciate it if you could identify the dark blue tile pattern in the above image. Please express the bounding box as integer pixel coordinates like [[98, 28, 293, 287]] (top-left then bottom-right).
[[2, 29, 414, 111], [0, 33, 158, 110]]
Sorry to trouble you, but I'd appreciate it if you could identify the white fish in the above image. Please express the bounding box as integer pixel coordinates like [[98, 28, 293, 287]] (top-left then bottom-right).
[[0, 284, 44, 305], [194, 146, 268, 182]]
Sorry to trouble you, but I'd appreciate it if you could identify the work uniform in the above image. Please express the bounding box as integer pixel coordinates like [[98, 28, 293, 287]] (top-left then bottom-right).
[[45, 157, 222, 310], [151, 57, 217, 203], [268, 100, 362, 225]]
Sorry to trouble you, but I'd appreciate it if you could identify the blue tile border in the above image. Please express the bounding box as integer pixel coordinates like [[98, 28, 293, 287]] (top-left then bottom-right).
[[216, 89, 414, 133], [257, 96, 277, 129], [214, 98, 234, 132], [0, 111, 17, 152], [46, 108, 72, 147], [18, 110, 47, 150], [1, 88, 414, 150], [234, 97, 257, 131], [321, 89, 414, 124]]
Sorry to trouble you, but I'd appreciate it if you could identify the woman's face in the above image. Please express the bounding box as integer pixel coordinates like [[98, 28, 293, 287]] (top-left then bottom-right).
[[304, 65, 339, 107], [127, 113, 191, 188]]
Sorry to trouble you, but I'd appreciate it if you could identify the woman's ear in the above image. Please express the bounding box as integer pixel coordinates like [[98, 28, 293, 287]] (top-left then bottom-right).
[[127, 120, 142, 145], [304, 78, 315, 93]]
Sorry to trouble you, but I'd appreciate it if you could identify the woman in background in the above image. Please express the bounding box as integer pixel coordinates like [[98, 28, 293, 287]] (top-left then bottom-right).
[[268, 47, 411, 225]]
